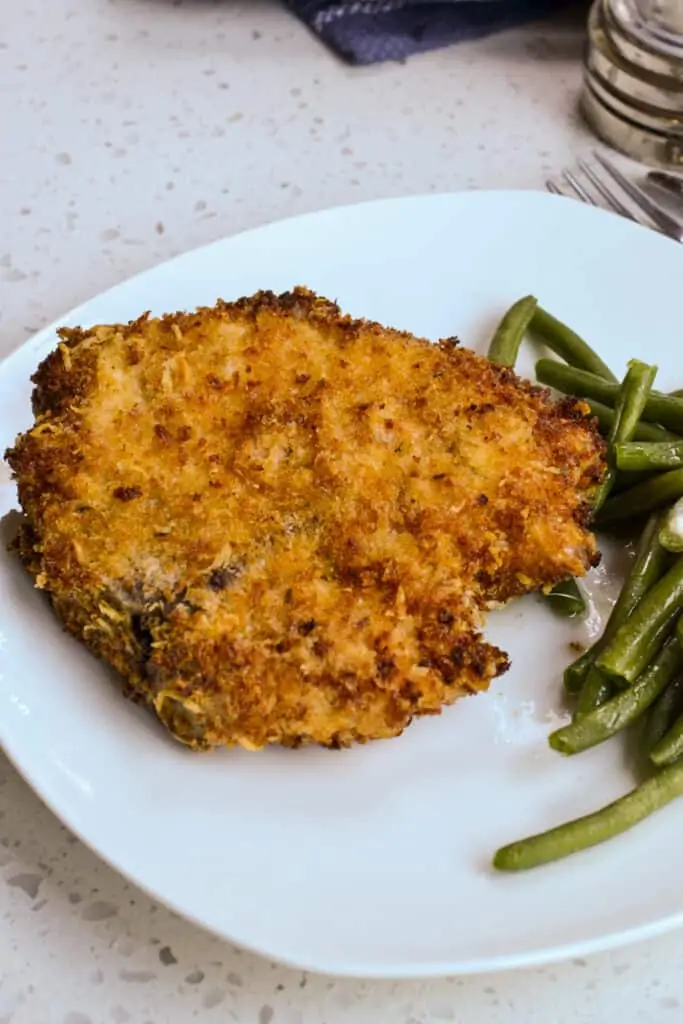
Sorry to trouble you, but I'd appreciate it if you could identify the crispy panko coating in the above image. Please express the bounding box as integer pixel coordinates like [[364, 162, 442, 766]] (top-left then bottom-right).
[[5, 288, 605, 750]]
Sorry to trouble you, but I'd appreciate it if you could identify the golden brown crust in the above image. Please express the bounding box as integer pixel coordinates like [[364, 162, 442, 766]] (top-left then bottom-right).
[[5, 287, 605, 750]]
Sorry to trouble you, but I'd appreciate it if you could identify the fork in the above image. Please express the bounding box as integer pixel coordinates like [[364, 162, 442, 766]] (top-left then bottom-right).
[[547, 151, 683, 243]]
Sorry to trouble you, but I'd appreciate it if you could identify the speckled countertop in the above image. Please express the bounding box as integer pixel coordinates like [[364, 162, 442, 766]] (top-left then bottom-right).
[[2, 2, 683, 1022]]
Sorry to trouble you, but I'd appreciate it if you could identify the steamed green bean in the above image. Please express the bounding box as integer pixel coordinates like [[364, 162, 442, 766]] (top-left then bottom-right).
[[535, 359, 683, 435], [487, 295, 537, 368], [529, 307, 616, 381], [493, 758, 683, 871]]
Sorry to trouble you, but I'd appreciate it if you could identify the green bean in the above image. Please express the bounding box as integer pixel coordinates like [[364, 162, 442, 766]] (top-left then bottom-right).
[[563, 511, 668, 695], [535, 359, 683, 434], [583, 399, 621, 438], [612, 470, 657, 493], [641, 674, 683, 755], [616, 440, 683, 472], [585, 400, 677, 443], [596, 555, 683, 684], [564, 652, 594, 696], [659, 498, 683, 553], [593, 360, 658, 512], [487, 295, 537, 368], [492, 757, 683, 871], [634, 423, 679, 443], [575, 667, 612, 715], [651, 708, 683, 765], [649, 625, 683, 768], [529, 307, 617, 381], [598, 470, 683, 524], [544, 578, 586, 618], [611, 509, 670, 606], [552, 637, 683, 755]]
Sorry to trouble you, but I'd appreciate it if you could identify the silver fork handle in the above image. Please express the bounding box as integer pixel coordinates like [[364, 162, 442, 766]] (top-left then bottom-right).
[[647, 170, 683, 200], [594, 152, 683, 243]]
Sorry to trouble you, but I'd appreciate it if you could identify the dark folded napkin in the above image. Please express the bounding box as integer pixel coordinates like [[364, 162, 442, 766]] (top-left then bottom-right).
[[287, 0, 565, 64]]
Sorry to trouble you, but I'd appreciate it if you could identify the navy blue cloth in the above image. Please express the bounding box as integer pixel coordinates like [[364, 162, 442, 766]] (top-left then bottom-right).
[[287, 0, 565, 64]]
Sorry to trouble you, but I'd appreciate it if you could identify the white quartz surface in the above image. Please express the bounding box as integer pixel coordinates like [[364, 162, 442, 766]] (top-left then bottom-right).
[[2, 1, 680, 1021]]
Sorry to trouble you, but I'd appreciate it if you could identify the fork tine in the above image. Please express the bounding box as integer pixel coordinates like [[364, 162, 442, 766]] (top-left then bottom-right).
[[577, 158, 636, 222], [562, 169, 598, 206], [546, 179, 564, 196], [593, 151, 683, 242]]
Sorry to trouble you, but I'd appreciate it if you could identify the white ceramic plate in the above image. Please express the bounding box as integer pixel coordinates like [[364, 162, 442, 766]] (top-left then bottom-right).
[[1, 191, 682, 979]]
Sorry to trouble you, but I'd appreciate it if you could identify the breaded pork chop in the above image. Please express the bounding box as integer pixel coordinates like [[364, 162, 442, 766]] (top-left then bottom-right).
[[6, 288, 605, 750]]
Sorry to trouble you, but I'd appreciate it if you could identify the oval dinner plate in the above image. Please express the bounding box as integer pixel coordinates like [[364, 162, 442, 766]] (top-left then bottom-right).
[[1, 191, 682, 979]]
